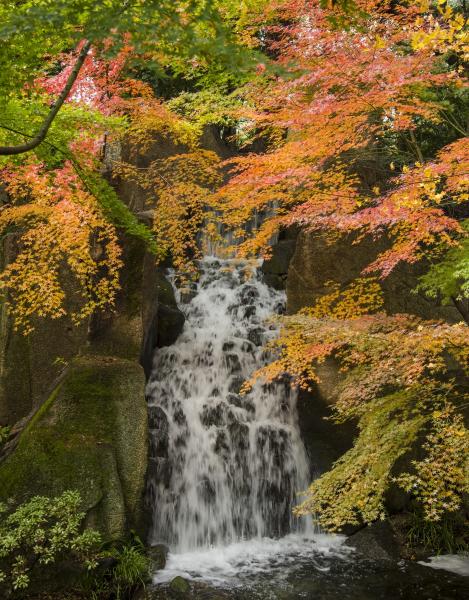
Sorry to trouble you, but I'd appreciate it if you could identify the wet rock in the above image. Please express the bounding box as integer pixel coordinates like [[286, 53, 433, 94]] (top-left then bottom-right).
[[148, 405, 169, 432], [200, 403, 226, 427], [173, 407, 187, 426], [169, 576, 190, 595], [149, 433, 168, 459], [148, 544, 169, 571], [345, 520, 401, 561], [179, 284, 198, 304], [174, 434, 187, 448], [227, 393, 255, 414], [247, 327, 264, 346], [243, 305, 256, 319], [241, 339, 256, 353], [239, 285, 260, 304], [228, 376, 245, 394], [274, 300, 286, 314], [225, 353, 242, 373], [228, 422, 250, 450], [141, 269, 185, 379], [200, 477, 216, 503], [214, 430, 230, 454], [147, 457, 171, 487]]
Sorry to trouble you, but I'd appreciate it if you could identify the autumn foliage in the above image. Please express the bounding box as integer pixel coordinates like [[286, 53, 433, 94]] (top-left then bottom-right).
[[215, 1, 467, 274], [226, 0, 469, 533], [0, 0, 467, 542]]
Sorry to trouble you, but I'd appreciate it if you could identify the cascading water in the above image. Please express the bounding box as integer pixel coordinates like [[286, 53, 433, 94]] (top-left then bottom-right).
[[146, 257, 312, 553], [144, 259, 469, 599]]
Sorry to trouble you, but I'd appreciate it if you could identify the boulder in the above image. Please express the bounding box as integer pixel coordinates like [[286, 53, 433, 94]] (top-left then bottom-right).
[[345, 520, 402, 561], [0, 355, 148, 540], [148, 544, 169, 571], [169, 576, 190, 595]]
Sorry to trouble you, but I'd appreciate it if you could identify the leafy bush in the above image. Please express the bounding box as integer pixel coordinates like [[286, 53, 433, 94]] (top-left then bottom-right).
[[88, 533, 151, 600], [0, 491, 100, 594]]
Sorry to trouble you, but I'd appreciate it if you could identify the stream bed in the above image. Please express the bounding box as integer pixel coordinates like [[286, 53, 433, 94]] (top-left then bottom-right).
[[147, 532, 469, 599]]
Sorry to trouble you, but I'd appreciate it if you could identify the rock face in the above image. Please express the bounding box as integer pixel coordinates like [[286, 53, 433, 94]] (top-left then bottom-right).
[[261, 228, 297, 290], [0, 136, 187, 544], [0, 236, 89, 426], [0, 356, 147, 539], [88, 235, 184, 380], [0, 233, 184, 539], [287, 230, 461, 321], [296, 386, 357, 478], [278, 229, 463, 492]]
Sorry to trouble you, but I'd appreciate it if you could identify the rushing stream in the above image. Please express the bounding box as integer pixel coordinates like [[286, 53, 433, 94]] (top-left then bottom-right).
[[145, 257, 469, 599]]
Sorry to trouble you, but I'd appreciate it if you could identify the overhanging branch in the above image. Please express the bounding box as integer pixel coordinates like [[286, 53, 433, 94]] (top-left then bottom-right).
[[0, 40, 92, 156]]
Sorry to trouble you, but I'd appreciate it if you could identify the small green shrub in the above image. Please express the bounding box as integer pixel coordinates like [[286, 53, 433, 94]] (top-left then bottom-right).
[[406, 509, 469, 555], [0, 491, 100, 594], [89, 533, 151, 600]]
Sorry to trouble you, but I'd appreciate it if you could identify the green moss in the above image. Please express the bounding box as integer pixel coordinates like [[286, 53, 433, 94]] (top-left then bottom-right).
[[0, 356, 147, 540], [170, 576, 190, 594]]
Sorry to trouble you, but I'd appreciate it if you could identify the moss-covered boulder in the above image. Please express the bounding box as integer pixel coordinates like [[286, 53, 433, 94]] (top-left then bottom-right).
[[0, 355, 148, 540]]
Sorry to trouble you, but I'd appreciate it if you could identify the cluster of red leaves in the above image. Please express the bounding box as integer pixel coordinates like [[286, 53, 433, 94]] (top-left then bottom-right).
[[215, 0, 468, 276]]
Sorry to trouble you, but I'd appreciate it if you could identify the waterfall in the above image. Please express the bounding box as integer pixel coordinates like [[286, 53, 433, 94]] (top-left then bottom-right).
[[146, 257, 311, 552]]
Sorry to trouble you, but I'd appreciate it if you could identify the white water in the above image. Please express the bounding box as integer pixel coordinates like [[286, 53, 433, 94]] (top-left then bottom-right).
[[153, 533, 350, 586], [146, 257, 313, 554], [419, 555, 469, 577]]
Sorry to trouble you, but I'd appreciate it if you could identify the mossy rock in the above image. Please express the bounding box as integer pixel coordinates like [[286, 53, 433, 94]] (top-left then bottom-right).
[[149, 544, 169, 571], [169, 576, 190, 595], [0, 355, 148, 540]]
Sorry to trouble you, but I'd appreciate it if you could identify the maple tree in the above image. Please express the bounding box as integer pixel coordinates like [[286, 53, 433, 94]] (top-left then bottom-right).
[[212, 1, 467, 272], [0, 0, 468, 547], [0, 1, 261, 330], [216, 0, 468, 535], [247, 306, 469, 531]]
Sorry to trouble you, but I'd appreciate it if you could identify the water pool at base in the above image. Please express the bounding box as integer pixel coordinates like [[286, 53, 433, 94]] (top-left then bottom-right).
[[148, 533, 469, 600]]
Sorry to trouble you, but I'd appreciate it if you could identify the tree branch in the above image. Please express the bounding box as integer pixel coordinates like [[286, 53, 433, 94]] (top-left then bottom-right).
[[0, 40, 92, 156], [451, 295, 469, 326]]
